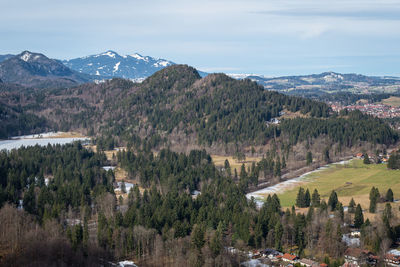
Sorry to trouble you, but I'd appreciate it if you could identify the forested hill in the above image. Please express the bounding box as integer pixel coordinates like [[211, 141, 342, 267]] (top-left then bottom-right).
[[0, 65, 398, 150]]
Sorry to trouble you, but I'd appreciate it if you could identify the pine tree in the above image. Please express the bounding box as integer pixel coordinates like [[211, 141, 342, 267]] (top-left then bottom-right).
[[324, 147, 330, 163], [304, 189, 311, 207], [369, 187, 380, 213], [328, 190, 338, 211], [282, 155, 286, 169], [224, 159, 231, 177], [191, 224, 205, 250], [274, 158, 281, 177], [386, 188, 394, 202], [274, 221, 283, 251], [348, 198, 356, 213], [306, 151, 313, 165], [383, 203, 393, 223], [354, 204, 364, 228], [337, 202, 344, 221], [23, 186, 36, 215], [210, 225, 223, 257], [311, 189, 320, 207], [296, 187, 306, 208]]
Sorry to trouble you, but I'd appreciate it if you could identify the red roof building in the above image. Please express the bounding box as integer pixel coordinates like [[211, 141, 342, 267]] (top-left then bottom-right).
[[282, 253, 299, 263]]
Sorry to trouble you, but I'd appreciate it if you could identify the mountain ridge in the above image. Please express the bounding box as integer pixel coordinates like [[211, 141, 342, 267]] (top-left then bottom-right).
[[1, 64, 396, 153], [62, 50, 175, 81], [239, 71, 400, 95], [0, 51, 92, 88]]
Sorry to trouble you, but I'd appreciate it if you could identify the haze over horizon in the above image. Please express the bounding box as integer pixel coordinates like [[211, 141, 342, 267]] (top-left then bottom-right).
[[1, 0, 399, 77]]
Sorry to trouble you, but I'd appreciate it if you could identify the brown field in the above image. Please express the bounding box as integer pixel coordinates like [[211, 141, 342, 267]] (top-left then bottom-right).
[[48, 131, 86, 138], [212, 155, 263, 173]]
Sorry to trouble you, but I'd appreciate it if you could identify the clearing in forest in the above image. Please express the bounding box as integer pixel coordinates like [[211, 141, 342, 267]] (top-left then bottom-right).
[[270, 159, 400, 212]]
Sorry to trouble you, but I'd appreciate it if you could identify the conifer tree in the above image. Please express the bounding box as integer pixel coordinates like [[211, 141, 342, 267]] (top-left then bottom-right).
[[274, 158, 281, 177], [306, 151, 313, 165], [369, 187, 380, 213], [337, 202, 344, 221], [311, 189, 320, 207], [354, 204, 364, 228], [304, 189, 311, 207], [274, 221, 283, 251], [348, 198, 356, 213], [224, 159, 231, 177], [383, 203, 393, 223], [296, 187, 306, 207], [23, 186, 37, 215], [386, 188, 394, 202], [328, 190, 338, 211], [324, 147, 330, 163], [282, 155, 286, 169]]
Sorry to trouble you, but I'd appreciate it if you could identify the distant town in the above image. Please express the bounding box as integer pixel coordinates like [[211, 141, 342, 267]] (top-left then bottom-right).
[[330, 103, 400, 119]]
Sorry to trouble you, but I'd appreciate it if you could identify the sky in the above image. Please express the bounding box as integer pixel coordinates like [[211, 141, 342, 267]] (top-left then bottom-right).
[[1, 0, 399, 76]]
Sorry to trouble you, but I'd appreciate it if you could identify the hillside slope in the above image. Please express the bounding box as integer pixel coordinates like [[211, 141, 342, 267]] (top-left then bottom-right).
[[0, 51, 92, 88], [1, 65, 397, 154]]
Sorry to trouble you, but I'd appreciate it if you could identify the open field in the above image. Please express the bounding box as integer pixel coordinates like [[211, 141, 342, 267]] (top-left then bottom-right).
[[264, 160, 400, 212], [47, 131, 86, 138], [381, 96, 400, 107], [212, 155, 263, 173]]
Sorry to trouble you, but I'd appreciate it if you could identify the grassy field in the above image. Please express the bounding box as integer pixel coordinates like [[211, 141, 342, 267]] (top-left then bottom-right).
[[270, 160, 400, 212], [381, 96, 400, 107], [212, 155, 263, 173]]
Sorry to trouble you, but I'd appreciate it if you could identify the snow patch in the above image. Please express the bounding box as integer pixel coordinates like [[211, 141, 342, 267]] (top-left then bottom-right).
[[20, 52, 32, 62], [115, 182, 134, 193], [102, 166, 116, 171], [119, 260, 138, 267], [113, 62, 121, 73], [130, 53, 149, 62], [246, 159, 352, 207], [101, 51, 116, 58], [129, 78, 145, 83], [153, 60, 171, 67]]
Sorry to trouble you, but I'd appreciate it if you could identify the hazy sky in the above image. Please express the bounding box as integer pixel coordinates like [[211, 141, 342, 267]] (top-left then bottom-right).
[[1, 0, 399, 76]]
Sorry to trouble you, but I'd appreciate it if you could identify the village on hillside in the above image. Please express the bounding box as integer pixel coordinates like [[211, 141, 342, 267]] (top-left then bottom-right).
[[330, 103, 400, 119]]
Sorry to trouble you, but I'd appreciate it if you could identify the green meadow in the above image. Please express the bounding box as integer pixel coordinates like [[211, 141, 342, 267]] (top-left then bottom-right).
[[270, 159, 400, 208]]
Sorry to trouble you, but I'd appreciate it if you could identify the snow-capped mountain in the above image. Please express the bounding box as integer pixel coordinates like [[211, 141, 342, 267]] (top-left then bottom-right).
[[62, 50, 175, 80], [0, 51, 91, 88]]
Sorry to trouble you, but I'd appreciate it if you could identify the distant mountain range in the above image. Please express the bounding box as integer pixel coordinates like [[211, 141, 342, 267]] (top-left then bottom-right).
[[230, 72, 400, 96], [0, 51, 206, 86], [62, 50, 175, 81], [0, 51, 91, 88], [1, 50, 400, 94]]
